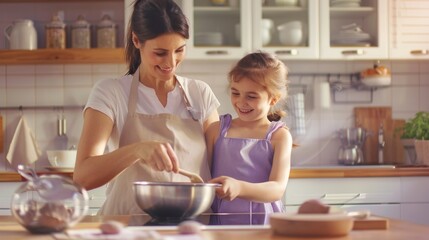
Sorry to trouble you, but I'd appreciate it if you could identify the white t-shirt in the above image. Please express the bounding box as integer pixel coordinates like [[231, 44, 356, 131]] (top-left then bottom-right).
[[85, 74, 220, 152]]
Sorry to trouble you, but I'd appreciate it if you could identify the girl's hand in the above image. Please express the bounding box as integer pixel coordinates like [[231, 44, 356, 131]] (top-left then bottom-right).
[[134, 141, 179, 173], [209, 176, 241, 201]]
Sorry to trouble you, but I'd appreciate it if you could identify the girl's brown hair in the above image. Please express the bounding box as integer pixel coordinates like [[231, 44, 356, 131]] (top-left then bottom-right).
[[228, 51, 289, 122]]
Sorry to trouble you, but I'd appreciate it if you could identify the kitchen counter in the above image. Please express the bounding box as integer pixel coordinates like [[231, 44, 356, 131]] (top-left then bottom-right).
[[1, 166, 429, 182], [1, 215, 429, 240]]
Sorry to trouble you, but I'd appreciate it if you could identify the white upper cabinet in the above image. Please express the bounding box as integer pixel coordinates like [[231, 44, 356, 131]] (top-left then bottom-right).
[[180, 0, 252, 60], [319, 0, 388, 60], [252, 0, 319, 59], [389, 0, 429, 59]]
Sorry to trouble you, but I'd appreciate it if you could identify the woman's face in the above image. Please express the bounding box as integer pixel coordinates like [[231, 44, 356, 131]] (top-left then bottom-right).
[[230, 77, 274, 122], [134, 33, 186, 83]]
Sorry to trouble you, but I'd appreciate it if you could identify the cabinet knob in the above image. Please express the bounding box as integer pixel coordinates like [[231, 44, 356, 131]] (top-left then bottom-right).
[[341, 49, 364, 55], [275, 49, 298, 56], [205, 50, 228, 55], [410, 50, 429, 55]]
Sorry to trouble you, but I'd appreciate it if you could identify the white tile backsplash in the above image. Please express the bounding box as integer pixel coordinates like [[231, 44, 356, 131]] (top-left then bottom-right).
[[0, 60, 429, 171]]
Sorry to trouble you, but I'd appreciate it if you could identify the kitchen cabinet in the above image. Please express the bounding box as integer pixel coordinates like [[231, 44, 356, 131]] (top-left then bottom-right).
[[177, 0, 252, 60], [0, 0, 127, 64], [388, 0, 429, 59], [284, 177, 429, 225], [283, 177, 402, 219], [400, 177, 429, 225], [319, 0, 388, 59], [252, 0, 319, 59]]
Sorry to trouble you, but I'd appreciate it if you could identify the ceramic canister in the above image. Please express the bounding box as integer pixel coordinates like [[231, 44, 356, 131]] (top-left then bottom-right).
[[5, 19, 37, 50], [71, 15, 91, 49], [45, 14, 66, 49]]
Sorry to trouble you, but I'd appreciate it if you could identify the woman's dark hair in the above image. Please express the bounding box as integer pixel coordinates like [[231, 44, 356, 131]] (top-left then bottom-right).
[[125, 0, 189, 75]]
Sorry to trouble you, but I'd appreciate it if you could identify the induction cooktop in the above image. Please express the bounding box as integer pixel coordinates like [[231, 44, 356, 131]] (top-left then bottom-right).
[[128, 212, 270, 226]]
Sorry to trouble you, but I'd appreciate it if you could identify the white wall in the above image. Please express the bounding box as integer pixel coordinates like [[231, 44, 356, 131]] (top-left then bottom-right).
[[0, 60, 428, 171]]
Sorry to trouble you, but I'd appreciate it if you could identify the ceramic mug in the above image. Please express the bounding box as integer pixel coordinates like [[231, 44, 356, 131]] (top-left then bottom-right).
[[5, 19, 37, 50]]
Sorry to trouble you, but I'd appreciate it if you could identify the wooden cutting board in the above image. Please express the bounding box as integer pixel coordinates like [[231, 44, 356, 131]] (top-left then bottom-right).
[[354, 107, 405, 164], [353, 216, 389, 230]]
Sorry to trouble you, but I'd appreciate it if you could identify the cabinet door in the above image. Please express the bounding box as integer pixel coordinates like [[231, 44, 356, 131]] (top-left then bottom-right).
[[252, 0, 319, 59], [284, 177, 401, 206], [319, 0, 388, 59], [389, 0, 429, 59], [181, 0, 251, 59]]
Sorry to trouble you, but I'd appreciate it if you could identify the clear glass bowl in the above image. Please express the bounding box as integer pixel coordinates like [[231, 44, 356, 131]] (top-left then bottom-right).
[[11, 175, 88, 234]]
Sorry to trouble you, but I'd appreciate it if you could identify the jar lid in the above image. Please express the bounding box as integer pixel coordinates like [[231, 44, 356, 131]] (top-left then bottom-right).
[[46, 14, 65, 28], [97, 14, 116, 28], [72, 15, 90, 28]]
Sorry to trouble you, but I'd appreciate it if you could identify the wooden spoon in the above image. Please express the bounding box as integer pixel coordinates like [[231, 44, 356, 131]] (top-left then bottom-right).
[[178, 169, 204, 183]]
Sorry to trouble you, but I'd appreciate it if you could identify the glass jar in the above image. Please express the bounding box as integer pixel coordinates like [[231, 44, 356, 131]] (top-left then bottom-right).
[[45, 14, 66, 49], [96, 14, 116, 48], [71, 15, 91, 49], [11, 175, 88, 234]]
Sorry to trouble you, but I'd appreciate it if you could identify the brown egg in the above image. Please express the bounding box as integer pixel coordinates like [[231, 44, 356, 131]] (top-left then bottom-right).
[[298, 199, 330, 214], [99, 220, 124, 234], [178, 220, 202, 234]]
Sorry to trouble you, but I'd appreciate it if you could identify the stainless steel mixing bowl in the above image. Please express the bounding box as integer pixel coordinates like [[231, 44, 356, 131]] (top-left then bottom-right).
[[133, 181, 220, 219]]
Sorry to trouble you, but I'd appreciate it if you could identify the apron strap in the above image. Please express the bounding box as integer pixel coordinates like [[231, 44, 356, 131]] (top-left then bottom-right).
[[128, 70, 140, 117]]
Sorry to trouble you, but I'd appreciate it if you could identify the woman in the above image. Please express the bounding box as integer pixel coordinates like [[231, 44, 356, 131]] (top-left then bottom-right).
[[73, 0, 220, 215]]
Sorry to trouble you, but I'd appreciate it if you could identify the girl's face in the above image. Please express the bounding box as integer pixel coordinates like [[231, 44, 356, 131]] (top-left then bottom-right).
[[230, 77, 275, 122], [133, 32, 186, 83]]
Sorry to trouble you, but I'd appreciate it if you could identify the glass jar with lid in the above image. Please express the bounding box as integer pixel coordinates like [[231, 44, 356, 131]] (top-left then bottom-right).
[[45, 13, 66, 49], [71, 15, 91, 49], [96, 14, 117, 48]]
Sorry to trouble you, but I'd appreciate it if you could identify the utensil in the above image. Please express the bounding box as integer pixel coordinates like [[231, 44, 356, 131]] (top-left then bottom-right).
[[133, 181, 219, 219], [17, 165, 76, 201], [178, 168, 204, 183]]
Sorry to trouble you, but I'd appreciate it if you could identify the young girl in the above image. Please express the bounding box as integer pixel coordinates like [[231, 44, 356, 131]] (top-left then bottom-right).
[[206, 52, 292, 216]]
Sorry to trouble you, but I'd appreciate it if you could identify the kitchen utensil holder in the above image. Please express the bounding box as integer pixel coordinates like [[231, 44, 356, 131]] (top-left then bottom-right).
[[327, 73, 389, 104]]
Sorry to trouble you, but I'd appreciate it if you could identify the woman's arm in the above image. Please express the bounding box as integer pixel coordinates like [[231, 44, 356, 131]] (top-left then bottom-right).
[[203, 109, 219, 133], [205, 121, 220, 171], [73, 108, 179, 190], [210, 127, 292, 202]]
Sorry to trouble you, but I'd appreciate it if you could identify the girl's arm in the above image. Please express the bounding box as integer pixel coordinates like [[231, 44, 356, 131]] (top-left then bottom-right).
[[211, 127, 292, 202], [73, 108, 179, 190]]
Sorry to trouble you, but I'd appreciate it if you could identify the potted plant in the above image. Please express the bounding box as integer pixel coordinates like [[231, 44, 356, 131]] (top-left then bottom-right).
[[400, 112, 429, 165]]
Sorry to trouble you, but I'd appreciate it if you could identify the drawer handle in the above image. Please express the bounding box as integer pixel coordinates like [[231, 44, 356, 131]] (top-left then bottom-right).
[[341, 49, 364, 55], [321, 193, 365, 201], [275, 49, 298, 56], [410, 50, 429, 55], [205, 50, 228, 55]]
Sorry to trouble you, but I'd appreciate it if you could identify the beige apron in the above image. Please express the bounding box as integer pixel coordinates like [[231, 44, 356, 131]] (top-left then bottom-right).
[[98, 70, 210, 215]]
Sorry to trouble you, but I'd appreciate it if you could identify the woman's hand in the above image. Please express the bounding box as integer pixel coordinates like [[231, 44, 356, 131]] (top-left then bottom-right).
[[134, 141, 179, 173], [209, 176, 241, 201]]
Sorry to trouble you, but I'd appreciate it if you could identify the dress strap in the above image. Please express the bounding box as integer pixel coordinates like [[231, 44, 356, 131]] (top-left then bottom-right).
[[265, 121, 286, 140], [219, 114, 232, 138]]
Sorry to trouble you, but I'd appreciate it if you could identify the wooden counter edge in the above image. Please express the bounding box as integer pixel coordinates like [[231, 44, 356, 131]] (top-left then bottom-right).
[[1, 167, 429, 182]]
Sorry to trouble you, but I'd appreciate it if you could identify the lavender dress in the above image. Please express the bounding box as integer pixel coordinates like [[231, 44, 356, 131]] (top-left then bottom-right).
[[211, 114, 285, 217]]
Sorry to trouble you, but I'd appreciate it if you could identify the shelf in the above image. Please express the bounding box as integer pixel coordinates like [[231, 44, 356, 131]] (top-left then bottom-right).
[[0, 48, 125, 65], [330, 7, 375, 18], [194, 6, 240, 17]]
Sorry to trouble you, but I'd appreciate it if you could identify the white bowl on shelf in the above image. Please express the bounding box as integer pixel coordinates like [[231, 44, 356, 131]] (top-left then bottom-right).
[[361, 75, 391, 87], [47, 150, 77, 169], [195, 32, 223, 46], [277, 21, 303, 46], [275, 0, 299, 6]]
